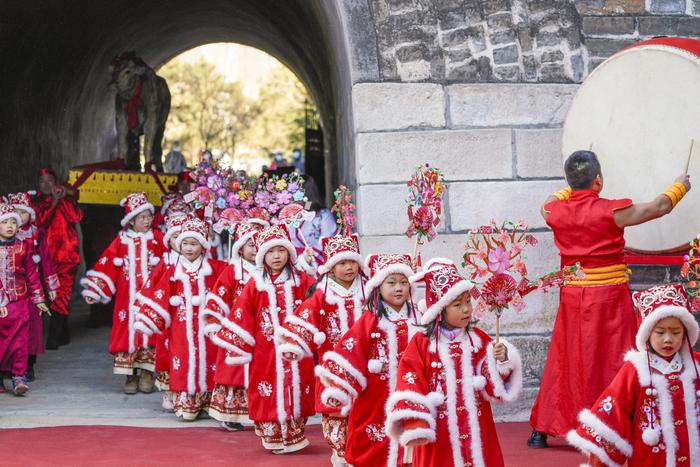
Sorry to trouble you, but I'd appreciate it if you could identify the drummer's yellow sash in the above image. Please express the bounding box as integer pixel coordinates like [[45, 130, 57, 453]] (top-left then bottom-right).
[[565, 264, 631, 286]]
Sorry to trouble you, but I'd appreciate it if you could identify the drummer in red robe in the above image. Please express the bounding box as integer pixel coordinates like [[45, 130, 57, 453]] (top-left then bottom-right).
[[527, 150, 691, 448], [33, 168, 83, 350]]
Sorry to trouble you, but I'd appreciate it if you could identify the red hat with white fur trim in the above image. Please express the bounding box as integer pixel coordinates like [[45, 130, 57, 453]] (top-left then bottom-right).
[[317, 234, 366, 276], [163, 212, 189, 248], [7, 192, 36, 222], [633, 283, 698, 350], [0, 203, 21, 225], [413, 263, 474, 325], [175, 216, 210, 250], [253, 224, 298, 268], [120, 192, 154, 227], [363, 253, 415, 297], [231, 221, 267, 264]]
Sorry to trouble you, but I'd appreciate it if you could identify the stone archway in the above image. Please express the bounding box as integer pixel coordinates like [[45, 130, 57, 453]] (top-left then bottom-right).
[[0, 0, 378, 199]]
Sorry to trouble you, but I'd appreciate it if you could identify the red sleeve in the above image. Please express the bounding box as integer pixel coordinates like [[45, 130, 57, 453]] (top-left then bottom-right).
[[134, 266, 174, 335], [210, 278, 256, 365], [37, 234, 59, 291], [58, 197, 83, 224], [281, 290, 325, 359], [385, 333, 438, 447], [609, 198, 633, 212], [80, 235, 120, 304], [34, 199, 58, 230], [474, 330, 523, 403], [22, 239, 45, 305], [203, 264, 237, 327], [567, 362, 638, 466], [316, 312, 373, 415]]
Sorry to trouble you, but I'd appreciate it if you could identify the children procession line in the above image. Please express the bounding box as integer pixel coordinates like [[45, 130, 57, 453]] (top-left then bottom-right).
[[0, 150, 697, 467]]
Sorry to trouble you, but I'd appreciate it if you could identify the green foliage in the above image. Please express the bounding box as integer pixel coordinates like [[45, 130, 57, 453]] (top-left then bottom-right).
[[159, 55, 315, 164]]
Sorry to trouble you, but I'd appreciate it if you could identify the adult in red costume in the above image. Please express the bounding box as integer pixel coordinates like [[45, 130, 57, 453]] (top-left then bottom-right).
[[33, 168, 83, 350], [527, 151, 692, 448]]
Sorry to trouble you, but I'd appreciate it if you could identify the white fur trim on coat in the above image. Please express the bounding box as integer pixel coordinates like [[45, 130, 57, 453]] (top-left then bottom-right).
[[205, 292, 231, 318], [135, 313, 160, 335], [398, 427, 436, 447], [210, 333, 249, 358], [577, 410, 633, 457], [80, 278, 110, 304], [635, 305, 699, 350], [315, 364, 359, 398], [285, 314, 321, 336], [279, 342, 305, 359], [482, 338, 523, 403], [566, 431, 624, 467], [134, 321, 154, 336], [86, 270, 117, 294], [320, 385, 351, 414], [136, 292, 171, 328], [218, 317, 256, 348], [409, 257, 455, 283], [225, 353, 253, 365], [322, 350, 368, 390]]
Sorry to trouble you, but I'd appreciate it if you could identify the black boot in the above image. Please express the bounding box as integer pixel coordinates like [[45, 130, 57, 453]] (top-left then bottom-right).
[[26, 355, 36, 381], [527, 429, 548, 449], [58, 314, 70, 346], [47, 313, 66, 349]]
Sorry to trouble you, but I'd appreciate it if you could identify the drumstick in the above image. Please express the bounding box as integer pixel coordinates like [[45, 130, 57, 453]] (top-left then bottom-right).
[[685, 139, 694, 175]]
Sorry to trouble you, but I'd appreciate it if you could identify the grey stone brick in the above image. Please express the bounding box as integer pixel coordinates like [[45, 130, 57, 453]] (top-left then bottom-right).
[[585, 37, 637, 58], [582, 16, 636, 36], [490, 29, 517, 45], [541, 50, 564, 63], [648, 0, 686, 14], [441, 27, 469, 48], [493, 44, 519, 64]]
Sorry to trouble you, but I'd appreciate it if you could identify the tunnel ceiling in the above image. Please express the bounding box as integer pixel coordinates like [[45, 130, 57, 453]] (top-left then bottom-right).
[[0, 0, 348, 192]]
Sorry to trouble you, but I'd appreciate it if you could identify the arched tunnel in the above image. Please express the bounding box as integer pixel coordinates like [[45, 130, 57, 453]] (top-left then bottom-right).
[[0, 0, 361, 195]]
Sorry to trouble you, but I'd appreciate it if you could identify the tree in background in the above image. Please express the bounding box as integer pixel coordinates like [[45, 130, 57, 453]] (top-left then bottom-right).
[[159, 52, 316, 169], [160, 58, 258, 162]]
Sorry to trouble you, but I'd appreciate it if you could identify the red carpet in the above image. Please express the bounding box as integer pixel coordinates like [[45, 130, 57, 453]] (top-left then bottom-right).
[[0, 422, 581, 466]]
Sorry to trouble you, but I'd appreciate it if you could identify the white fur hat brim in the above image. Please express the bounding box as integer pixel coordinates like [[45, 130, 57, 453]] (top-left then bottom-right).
[[231, 231, 257, 264], [363, 263, 416, 297], [248, 218, 270, 228], [0, 211, 22, 225], [255, 238, 298, 268], [121, 203, 155, 227], [636, 305, 699, 350], [12, 204, 36, 222], [175, 231, 210, 250], [419, 279, 474, 325], [409, 257, 455, 283], [163, 226, 182, 248], [318, 251, 366, 276]]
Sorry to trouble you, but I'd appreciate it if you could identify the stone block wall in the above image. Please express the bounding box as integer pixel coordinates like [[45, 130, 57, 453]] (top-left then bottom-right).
[[354, 82, 571, 420], [349, 0, 700, 421]]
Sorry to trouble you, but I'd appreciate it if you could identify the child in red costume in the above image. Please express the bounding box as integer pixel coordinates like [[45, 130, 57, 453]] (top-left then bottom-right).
[[203, 219, 268, 431], [33, 168, 83, 349], [135, 217, 228, 421], [0, 204, 49, 395], [136, 211, 189, 411], [209, 224, 316, 454], [316, 253, 419, 467], [529, 151, 692, 447], [81, 192, 165, 394], [386, 261, 523, 467], [280, 233, 367, 466], [9, 192, 60, 380], [568, 283, 700, 466]]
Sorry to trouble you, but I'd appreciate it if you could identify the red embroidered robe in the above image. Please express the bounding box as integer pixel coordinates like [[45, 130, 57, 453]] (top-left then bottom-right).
[[135, 257, 228, 394], [210, 269, 316, 424], [81, 229, 165, 354], [281, 276, 365, 412], [203, 258, 257, 388], [316, 310, 420, 467], [567, 349, 700, 467], [386, 329, 523, 467]]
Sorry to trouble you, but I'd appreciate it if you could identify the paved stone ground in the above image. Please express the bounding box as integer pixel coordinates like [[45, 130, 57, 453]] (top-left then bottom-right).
[[0, 305, 203, 428]]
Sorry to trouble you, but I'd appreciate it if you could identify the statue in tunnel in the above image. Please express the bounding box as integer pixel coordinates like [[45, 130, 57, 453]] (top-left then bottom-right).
[[110, 52, 170, 171]]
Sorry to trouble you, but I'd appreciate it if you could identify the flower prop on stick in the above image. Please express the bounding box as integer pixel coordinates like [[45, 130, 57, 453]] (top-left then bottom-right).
[[332, 185, 357, 236], [681, 235, 700, 311], [254, 172, 307, 218], [463, 220, 584, 342], [462, 220, 536, 343], [277, 203, 315, 249], [405, 163, 447, 267]]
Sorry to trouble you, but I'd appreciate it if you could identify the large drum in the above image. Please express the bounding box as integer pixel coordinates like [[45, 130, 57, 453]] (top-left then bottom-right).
[[562, 37, 700, 252]]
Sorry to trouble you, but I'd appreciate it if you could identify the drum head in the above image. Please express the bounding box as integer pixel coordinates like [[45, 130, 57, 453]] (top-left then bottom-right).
[[562, 38, 700, 252]]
